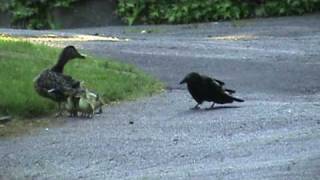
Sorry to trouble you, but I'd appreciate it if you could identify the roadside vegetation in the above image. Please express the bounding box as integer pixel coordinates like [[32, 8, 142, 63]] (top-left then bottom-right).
[[0, 36, 162, 118], [117, 0, 320, 25], [0, 0, 319, 28]]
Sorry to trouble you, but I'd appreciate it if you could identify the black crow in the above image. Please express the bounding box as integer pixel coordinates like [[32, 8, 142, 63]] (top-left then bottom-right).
[[180, 72, 244, 109]]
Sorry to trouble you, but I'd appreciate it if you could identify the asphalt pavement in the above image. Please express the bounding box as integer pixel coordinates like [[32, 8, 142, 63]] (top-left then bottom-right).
[[1, 14, 320, 179]]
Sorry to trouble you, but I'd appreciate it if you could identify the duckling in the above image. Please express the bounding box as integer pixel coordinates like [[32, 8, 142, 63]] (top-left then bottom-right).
[[78, 92, 95, 118], [85, 89, 105, 114], [65, 95, 80, 117], [77, 89, 105, 118], [34, 46, 85, 116], [94, 94, 105, 114]]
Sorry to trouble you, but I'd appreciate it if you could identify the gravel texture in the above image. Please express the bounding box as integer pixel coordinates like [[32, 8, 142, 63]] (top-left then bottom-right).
[[1, 14, 320, 179]]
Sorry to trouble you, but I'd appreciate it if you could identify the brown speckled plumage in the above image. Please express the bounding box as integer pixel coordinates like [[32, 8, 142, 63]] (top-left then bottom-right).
[[34, 69, 80, 102], [33, 46, 85, 114]]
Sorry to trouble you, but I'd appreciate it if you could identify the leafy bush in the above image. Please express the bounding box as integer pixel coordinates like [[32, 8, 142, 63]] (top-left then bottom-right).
[[4, 0, 81, 29], [1, 0, 320, 29], [117, 0, 320, 25]]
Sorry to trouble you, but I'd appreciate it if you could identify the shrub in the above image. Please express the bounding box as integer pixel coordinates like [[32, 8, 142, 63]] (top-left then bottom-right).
[[116, 0, 320, 25], [1, 0, 320, 29], [4, 0, 81, 29]]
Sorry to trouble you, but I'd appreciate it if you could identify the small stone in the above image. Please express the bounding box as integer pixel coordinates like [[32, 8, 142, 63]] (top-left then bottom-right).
[[141, 30, 152, 34], [173, 138, 179, 145], [129, 121, 134, 125]]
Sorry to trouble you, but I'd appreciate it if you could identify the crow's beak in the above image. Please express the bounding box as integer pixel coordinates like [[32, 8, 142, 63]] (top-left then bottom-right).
[[179, 78, 186, 84]]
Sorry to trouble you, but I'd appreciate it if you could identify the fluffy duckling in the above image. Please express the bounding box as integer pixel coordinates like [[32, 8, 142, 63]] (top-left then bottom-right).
[[85, 89, 105, 114], [77, 89, 105, 118], [34, 46, 85, 116], [78, 96, 94, 118], [65, 95, 80, 117]]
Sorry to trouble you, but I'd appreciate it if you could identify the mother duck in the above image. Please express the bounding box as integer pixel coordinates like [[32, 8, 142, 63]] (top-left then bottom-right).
[[34, 46, 85, 116]]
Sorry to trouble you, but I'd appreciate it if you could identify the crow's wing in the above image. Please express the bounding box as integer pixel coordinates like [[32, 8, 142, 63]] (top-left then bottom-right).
[[213, 79, 225, 86], [202, 75, 237, 94], [202, 75, 226, 86], [224, 88, 236, 94]]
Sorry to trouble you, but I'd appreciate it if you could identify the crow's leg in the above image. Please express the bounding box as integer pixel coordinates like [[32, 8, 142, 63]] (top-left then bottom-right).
[[191, 104, 200, 110], [209, 103, 215, 109]]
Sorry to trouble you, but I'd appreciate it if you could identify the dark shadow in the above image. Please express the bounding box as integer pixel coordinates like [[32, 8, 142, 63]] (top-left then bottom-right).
[[204, 105, 241, 111], [177, 105, 242, 116]]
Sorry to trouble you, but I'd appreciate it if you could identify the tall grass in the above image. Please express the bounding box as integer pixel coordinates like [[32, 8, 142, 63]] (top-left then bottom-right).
[[0, 38, 162, 118]]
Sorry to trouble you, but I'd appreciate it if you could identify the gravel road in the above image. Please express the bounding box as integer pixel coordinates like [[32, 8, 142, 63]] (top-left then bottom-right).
[[1, 14, 320, 179]]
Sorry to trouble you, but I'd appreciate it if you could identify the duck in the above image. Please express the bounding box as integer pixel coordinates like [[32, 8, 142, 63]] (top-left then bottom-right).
[[34, 46, 85, 116]]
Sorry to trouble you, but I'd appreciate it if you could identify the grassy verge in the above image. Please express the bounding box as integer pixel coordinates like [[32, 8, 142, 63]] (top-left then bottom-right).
[[0, 36, 163, 119]]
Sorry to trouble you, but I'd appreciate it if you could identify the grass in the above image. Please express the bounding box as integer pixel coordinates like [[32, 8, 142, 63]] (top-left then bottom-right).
[[0, 36, 163, 118]]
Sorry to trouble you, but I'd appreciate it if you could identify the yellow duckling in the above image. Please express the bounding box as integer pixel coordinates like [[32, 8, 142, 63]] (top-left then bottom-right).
[[78, 89, 105, 118], [78, 93, 95, 118], [65, 95, 80, 117], [85, 89, 105, 114]]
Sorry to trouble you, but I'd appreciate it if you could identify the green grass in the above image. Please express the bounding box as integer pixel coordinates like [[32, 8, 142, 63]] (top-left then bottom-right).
[[0, 37, 163, 118]]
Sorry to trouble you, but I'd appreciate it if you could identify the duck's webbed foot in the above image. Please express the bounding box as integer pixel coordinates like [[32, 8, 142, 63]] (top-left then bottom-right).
[[68, 111, 78, 117], [55, 103, 63, 117], [55, 111, 63, 117], [96, 108, 103, 114]]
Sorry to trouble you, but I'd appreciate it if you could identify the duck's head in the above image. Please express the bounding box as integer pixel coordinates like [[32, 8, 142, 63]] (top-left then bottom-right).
[[61, 46, 85, 61], [179, 72, 201, 84], [52, 46, 85, 73]]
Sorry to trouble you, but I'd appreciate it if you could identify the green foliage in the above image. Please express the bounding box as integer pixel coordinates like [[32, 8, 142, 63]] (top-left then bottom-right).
[[2, 0, 320, 28], [117, 0, 320, 25], [4, 0, 80, 29], [0, 37, 162, 118]]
